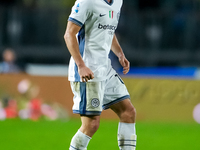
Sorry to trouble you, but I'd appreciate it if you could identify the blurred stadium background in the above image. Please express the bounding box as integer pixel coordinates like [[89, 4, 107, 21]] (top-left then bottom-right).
[[0, 0, 200, 150]]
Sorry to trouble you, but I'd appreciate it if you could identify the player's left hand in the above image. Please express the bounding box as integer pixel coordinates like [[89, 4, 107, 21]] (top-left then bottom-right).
[[119, 55, 130, 75]]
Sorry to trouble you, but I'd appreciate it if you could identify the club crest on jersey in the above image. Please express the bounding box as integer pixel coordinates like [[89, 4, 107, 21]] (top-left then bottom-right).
[[91, 98, 100, 108], [75, 3, 80, 13]]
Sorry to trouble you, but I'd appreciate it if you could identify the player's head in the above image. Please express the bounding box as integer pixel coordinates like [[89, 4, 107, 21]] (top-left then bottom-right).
[[3, 48, 16, 63]]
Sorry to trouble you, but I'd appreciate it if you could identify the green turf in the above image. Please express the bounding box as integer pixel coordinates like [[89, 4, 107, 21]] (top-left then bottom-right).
[[0, 119, 200, 150]]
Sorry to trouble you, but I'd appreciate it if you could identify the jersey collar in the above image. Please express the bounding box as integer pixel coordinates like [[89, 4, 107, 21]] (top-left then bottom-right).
[[104, 0, 114, 6]]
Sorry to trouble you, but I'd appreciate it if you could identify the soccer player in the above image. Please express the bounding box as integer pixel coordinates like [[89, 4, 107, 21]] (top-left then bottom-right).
[[64, 0, 137, 149]]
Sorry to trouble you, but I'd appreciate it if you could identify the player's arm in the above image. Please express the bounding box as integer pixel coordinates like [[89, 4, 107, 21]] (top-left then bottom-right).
[[111, 34, 130, 74], [64, 21, 94, 82]]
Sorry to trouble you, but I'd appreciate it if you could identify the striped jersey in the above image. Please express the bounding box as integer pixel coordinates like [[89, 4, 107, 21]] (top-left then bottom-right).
[[68, 0, 122, 82]]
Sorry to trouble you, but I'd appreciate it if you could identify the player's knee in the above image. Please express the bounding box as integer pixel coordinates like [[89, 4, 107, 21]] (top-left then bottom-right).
[[131, 106, 136, 120], [89, 119, 100, 132], [121, 106, 136, 123], [127, 106, 136, 122], [80, 116, 100, 137]]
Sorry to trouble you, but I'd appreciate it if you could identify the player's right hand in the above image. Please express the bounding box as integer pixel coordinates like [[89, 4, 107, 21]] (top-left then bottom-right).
[[78, 65, 94, 82]]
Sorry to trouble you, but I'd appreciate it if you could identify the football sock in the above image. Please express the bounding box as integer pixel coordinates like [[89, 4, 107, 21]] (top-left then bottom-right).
[[118, 122, 137, 150], [69, 130, 91, 150]]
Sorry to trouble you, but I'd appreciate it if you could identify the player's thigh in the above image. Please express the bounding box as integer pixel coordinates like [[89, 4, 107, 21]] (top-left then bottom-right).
[[102, 74, 136, 122]]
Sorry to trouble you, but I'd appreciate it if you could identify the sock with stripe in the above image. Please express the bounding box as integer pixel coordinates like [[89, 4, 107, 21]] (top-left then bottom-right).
[[118, 122, 137, 150], [69, 130, 91, 150]]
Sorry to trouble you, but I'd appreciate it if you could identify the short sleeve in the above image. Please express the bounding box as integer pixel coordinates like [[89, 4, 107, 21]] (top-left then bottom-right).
[[68, 0, 93, 27]]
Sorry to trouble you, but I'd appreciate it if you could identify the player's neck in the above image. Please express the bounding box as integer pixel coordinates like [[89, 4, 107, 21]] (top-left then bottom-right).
[[106, 0, 112, 4]]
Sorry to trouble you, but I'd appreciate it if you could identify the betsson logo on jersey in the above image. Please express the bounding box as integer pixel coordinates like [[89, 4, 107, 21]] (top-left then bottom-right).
[[98, 23, 116, 30]]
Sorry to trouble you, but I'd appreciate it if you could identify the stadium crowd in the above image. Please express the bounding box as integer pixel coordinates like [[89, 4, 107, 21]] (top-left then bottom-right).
[[0, 79, 68, 121]]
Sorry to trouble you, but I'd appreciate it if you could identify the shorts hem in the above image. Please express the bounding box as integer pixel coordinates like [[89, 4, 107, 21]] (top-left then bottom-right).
[[102, 95, 130, 110], [73, 110, 102, 116]]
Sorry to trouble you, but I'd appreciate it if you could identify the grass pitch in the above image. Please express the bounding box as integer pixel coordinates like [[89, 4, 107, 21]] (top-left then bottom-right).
[[0, 119, 199, 150]]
